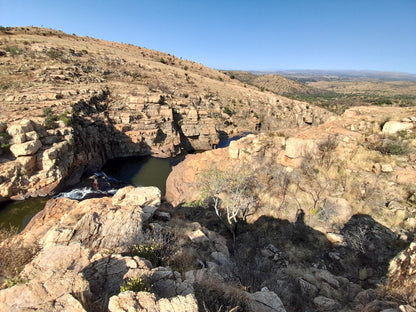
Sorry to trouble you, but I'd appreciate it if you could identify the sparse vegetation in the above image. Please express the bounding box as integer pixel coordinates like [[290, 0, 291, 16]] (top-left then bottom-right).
[[120, 276, 151, 292], [130, 227, 176, 267], [4, 46, 24, 57], [0, 240, 40, 289], [198, 166, 257, 239], [0, 132, 12, 154], [222, 106, 235, 116]]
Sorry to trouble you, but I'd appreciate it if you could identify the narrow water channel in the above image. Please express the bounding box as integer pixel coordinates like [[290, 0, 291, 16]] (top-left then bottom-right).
[[0, 156, 175, 232]]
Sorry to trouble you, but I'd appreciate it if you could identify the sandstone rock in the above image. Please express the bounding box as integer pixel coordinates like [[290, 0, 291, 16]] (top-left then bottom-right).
[[112, 186, 161, 209], [382, 121, 413, 134], [0, 244, 91, 312], [285, 137, 318, 159], [245, 290, 286, 312], [108, 291, 198, 312], [321, 197, 352, 225], [387, 242, 416, 305], [400, 305, 416, 312], [40, 188, 161, 252], [10, 138, 42, 156], [187, 229, 209, 244], [7, 119, 34, 137], [381, 163, 394, 173], [314, 270, 340, 289], [16, 155, 37, 174], [326, 233, 345, 245]]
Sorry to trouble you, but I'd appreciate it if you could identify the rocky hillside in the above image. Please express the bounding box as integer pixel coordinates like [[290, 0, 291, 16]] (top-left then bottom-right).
[[166, 105, 416, 311], [222, 71, 318, 95], [0, 27, 332, 201]]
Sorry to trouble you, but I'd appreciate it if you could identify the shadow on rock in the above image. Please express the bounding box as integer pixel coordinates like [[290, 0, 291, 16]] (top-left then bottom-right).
[[80, 256, 130, 312]]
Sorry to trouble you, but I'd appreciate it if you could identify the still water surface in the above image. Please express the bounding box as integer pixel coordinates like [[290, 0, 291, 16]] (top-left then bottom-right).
[[0, 156, 174, 232]]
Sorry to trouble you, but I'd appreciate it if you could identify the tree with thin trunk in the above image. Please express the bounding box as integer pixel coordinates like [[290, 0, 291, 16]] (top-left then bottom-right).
[[198, 166, 256, 240]]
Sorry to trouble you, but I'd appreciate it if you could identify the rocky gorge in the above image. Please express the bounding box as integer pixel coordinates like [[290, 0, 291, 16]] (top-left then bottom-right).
[[1, 27, 416, 312]]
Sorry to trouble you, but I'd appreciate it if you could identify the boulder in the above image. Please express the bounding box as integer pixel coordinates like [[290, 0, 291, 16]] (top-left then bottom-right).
[[108, 291, 198, 312], [245, 290, 286, 312], [382, 121, 413, 134], [285, 137, 318, 159], [112, 186, 161, 209], [10, 138, 42, 156], [387, 242, 416, 306], [7, 119, 34, 137], [40, 187, 161, 252], [313, 296, 341, 312]]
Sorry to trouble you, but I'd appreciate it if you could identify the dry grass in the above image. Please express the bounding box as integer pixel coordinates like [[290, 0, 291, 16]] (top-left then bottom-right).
[[194, 278, 248, 312], [0, 238, 40, 288]]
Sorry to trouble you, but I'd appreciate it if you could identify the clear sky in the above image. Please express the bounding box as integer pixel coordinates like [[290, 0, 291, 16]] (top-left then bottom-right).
[[1, 0, 415, 73]]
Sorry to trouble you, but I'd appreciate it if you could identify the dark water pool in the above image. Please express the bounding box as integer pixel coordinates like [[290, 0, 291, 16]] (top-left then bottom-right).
[[0, 197, 48, 232], [0, 156, 174, 232], [102, 155, 173, 195]]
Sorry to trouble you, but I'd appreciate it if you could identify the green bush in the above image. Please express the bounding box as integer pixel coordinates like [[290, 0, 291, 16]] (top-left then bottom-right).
[[4, 46, 24, 57], [223, 106, 234, 116], [130, 228, 176, 267], [0, 132, 12, 154], [377, 142, 408, 155], [46, 49, 63, 60], [58, 112, 71, 126], [120, 276, 150, 292]]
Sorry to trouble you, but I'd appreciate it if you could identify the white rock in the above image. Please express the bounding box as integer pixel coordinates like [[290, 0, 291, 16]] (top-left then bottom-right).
[[382, 121, 413, 135]]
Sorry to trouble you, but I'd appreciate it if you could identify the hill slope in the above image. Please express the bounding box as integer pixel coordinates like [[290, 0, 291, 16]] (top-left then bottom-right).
[[0, 27, 332, 200]]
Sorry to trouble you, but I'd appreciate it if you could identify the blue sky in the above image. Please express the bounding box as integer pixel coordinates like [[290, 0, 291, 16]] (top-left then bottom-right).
[[1, 0, 415, 73]]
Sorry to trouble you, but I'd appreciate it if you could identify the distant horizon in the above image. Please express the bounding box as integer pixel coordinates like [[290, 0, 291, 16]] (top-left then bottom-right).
[[221, 68, 416, 75], [1, 0, 415, 74]]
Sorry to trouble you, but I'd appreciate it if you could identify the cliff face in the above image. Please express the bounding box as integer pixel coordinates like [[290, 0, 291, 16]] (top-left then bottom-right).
[[166, 105, 416, 235], [0, 27, 332, 200]]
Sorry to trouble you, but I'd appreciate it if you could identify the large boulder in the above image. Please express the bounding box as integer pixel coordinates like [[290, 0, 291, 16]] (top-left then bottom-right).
[[382, 121, 413, 134], [245, 290, 286, 312], [9, 138, 42, 156], [108, 291, 198, 312]]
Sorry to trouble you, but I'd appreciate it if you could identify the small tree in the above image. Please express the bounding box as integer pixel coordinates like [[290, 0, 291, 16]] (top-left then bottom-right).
[[198, 166, 256, 239]]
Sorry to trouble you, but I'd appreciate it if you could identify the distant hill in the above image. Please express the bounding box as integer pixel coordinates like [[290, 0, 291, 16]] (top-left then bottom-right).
[[255, 70, 416, 82], [224, 70, 416, 114], [222, 71, 320, 95]]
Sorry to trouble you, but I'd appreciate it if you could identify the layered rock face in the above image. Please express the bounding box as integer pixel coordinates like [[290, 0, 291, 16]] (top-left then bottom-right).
[[0, 27, 332, 200], [166, 105, 416, 237], [0, 186, 199, 312]]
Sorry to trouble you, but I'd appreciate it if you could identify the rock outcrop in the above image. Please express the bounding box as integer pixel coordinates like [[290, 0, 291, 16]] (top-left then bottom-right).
[[0, 186, 199, 312], [387, 242, 416, 306]]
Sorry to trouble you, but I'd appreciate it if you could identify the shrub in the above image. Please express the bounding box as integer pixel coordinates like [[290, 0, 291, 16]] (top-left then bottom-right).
[[0, 241, 40, 289], [4, 46, 24, 57], [46, 49, 63, 60], [120, 276, 151, 292], [44, 115, 58, 129], [130, 228, 176, 267], [194, 279, 247, 312], [159, 58, 167, 64], [223, 106, 234, 116], [171, 248, 197, 272], [377, 142, 408, 155], [0, 132, 12, 154]]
